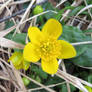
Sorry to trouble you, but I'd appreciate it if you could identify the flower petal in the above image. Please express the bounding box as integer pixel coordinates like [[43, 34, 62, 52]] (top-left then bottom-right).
[[41, 58, 58, 74], [23, 42, 40, 62], [58, 40, 76, 59], [28, 27, 44, 44], [42, 19, 62, 39]]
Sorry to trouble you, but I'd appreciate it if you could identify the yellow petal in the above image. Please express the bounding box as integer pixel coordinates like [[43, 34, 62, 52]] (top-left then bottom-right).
[[28, 27, 44, 44], [41, 58, 58, 74], [42, 19, 62, 39], [58, 40, 76, 59], [23, 42, 40, 62]]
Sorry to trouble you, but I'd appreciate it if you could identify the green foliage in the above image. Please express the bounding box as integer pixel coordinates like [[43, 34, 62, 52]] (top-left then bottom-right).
[[31, 65, 48, 79], [72, 48, 92, 67], [5, 20, 14, 29], [12, 33, 27, 44], [5, 20, 15, 39], [60, 25, 92, 67], [22, 77, 30, 86], [60, 25, 91, 57], [88, 74, 92, 83], [86, 0, 92, 5], [55, 6, 74, 21], [11, 33, 27, 52], [42, 2, 57, 19], [4, 1, 92, 91], [60, 84, 76, 92], [33, 5, 43, 15], [69, 6, 85, 16]]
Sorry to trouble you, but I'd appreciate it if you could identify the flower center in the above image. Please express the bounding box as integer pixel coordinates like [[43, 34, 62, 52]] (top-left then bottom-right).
[[40, 39, 60, 60]]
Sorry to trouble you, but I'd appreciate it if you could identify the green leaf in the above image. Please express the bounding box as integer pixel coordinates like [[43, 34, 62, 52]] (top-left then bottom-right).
[[22, 77, 30, 86], [86, 0, 92, 4], [88, 74, 92, 83], [12, 33, 27, 44], [69, 6, 84, 16], [60, 25, 91, 57], [61, 85, 67, 92], [83, 29, 92, 34], [60, 84, 76, 92], [5, 20, 14, 29], [72, 48, 92, 67], [5, 20, 15, 39], [31, 65, 48, 79], [11, 33, 27, 52], [35, 76, 41, 83], [42, 2, 57, 19], [55, 6, 74, 20], [61, 26, 92, 67]]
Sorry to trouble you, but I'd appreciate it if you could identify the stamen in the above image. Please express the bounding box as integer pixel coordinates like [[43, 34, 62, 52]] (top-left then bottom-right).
[[39, 39, 60, 60]]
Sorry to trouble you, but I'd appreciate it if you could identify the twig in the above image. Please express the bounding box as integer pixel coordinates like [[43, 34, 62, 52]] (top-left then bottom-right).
[[60, 0, 83, 21], [0, 58, 55, 92], [57, 70, 88, 92], [0, 0, 47, 23], [84, 0, 92, 19], [21, 10, 57, 25], [0, 0, 12, 11], [28, 82, 65, 91], [20, 73, 56, 92], [16, 0, 36, 34], [61, 61, 71, 92], [0, 85, 6, 92], [9, 0, 30, 5], [71, 41, 92, 46], [56, 0, 67, 8], [0, 25, 16, 37], [76, 5, 92, 17]]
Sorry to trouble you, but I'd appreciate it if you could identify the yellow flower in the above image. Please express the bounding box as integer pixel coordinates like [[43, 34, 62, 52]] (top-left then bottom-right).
[[23, 19, 76, 74]]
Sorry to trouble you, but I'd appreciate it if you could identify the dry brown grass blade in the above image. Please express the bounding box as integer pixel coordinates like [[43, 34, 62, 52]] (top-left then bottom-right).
[[76, 5, 92, 17], [10, 0, 30, 5], [28, 82, 65, 91], [56, 69, 90, 92], [11, 64, 27, 92], [0, 57, 56, 92], [0, 0, 12, 11], [0, 76, 10, 81], [56, 0, 67, 8], [21, 10, 57, 25], [21, 73, 56, 92], [60, 0, 83, 21], [0, 22, 5, 31], [34, 62, 91, 92], [0, 85, 6, 92], [0, 37, 24, 49], [16, 0, 35, 34], [61, 61, 71, 92], [0, 25, 16, 37]]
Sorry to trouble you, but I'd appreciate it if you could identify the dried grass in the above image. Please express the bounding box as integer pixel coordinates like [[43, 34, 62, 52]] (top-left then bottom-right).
[[0, 0, 92, 92]]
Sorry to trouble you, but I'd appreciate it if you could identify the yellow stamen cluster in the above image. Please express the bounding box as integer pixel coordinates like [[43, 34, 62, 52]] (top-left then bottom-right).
[[40, 39, 60, 60]]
